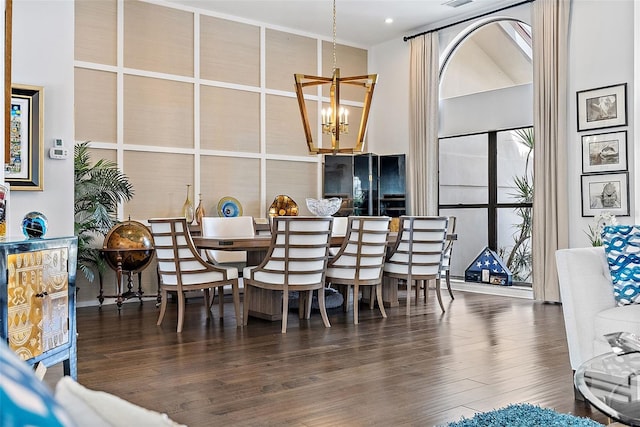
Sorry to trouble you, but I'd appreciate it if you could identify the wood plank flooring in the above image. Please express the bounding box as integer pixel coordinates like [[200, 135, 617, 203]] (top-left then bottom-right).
[[47, 290, 610, 426]]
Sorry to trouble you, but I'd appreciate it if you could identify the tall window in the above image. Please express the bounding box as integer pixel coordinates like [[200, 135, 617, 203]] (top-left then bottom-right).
[[438, 18, 533, 286], [439, 128, 533, 285]]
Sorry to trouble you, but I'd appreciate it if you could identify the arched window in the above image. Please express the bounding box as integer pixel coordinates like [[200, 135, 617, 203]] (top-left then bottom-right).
[[438, 19, 533, 286]]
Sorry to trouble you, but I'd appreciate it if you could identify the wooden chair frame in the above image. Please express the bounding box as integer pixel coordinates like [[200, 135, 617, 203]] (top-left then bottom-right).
[[442, 216, 457, 299], [243, 216, 333, 333], [384, 216, 449, 316], [149, 217, 241, 333], [325, 216, 390, 324]]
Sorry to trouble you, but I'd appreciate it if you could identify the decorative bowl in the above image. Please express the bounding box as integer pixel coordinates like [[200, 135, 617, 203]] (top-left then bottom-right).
[[305, 197, 342, 216]]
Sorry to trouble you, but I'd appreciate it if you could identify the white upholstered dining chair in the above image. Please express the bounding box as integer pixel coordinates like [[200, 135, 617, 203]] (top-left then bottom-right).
[[325, 216, 390, 324], [242, 216, 333, 333], [200, 216, 254, 318], [329, 216, 349, 257], [148, 217, 241, 332], [201, 216, 255, 270], [383, 216, 449, 316]]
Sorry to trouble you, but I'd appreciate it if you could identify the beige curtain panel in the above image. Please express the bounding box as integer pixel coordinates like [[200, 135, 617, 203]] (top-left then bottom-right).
[[409, 32, 439, 216], [532, 0, 570, 302]]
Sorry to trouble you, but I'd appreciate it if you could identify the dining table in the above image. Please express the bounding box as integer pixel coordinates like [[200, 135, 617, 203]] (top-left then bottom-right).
[[192, 232, 456, 321], [192, 234, 345, 320]]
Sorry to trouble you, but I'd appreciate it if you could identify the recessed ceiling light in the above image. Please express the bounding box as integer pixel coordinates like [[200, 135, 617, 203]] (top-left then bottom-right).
[[385, 18, 393, 24]]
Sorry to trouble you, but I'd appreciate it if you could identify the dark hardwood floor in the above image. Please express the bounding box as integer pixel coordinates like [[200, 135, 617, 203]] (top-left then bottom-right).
[[47, 290, 610, 426]]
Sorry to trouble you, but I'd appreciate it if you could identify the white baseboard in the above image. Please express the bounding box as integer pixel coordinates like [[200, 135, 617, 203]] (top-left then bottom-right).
[[79, 279, 532, 308], [446, 279, 533, 299]]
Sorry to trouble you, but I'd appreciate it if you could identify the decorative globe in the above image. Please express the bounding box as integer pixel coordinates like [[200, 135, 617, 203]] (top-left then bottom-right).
[[103, 220, 154, 273], [306, 197, 342, 216], [22, 211, 48, 239]]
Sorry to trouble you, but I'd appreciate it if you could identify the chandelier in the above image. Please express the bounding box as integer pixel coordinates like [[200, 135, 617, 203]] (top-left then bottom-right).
[[294, 0, 377, 155]]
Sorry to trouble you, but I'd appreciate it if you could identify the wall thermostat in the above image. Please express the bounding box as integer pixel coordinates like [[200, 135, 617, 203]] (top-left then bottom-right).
[[49, 139, 69, 159]]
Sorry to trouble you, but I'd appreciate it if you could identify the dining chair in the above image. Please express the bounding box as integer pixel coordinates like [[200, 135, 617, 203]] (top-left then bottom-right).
[[383, 216, 449, 316], [441, 216, 457, 299], [325, 216, 390, 324], [201, 216, 255, 269], [148, 217, 241, 332], [242, 216, 333, 333], [200, 216, 254, 318], [253, 217, 271, 236], [329, 216, 349, 256]]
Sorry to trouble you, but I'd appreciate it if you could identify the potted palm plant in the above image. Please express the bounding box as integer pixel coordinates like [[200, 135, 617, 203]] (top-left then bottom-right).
[[74, 141, 134, 282]]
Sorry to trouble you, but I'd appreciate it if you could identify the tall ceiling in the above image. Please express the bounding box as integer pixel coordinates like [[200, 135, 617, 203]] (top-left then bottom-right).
[[162, 0, 526, 47]]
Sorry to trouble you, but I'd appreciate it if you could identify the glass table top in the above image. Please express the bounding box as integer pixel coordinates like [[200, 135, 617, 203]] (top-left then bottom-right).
[[574, 352, 640, 426]]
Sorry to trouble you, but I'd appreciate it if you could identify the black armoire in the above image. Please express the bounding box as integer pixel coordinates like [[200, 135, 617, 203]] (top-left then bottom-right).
[[323, 154, 406, 218]]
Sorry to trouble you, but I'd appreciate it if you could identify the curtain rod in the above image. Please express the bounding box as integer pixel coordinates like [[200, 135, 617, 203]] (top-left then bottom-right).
[[403, 0, 534, 42]]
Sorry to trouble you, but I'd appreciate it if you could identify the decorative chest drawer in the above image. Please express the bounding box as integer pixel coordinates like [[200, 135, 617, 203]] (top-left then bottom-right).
[[0, 236, 78, 379]]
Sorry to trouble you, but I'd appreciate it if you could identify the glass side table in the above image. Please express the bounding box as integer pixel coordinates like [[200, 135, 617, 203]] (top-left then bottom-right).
[[575, 352, 640, 426]]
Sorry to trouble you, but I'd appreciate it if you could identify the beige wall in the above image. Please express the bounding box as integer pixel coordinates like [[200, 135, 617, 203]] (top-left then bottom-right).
[[74, 0, 369, 305]]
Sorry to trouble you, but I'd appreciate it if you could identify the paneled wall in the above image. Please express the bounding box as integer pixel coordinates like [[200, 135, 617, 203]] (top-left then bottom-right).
[[75, 0, 369, 221], [74, 0, 369, 305]]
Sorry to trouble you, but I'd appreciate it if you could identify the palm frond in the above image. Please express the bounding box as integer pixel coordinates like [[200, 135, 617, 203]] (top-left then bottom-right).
[[74, 141, 134, 282], [501, 127, 535, 284]]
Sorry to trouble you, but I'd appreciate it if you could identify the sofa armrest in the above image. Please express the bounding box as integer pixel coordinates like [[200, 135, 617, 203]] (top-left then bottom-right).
[[555, 246, 616, 370]]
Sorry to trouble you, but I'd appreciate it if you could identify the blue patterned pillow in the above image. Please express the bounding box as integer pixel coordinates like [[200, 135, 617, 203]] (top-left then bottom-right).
[[0, 340, 74, 426], [602, 225, 640, 305]]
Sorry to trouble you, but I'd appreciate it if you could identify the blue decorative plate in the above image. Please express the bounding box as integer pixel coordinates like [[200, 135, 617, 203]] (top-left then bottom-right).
[[217, 196, 243, 217]]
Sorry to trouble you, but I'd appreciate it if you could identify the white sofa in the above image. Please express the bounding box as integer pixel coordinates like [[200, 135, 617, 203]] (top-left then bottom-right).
[[555, 246, 640, 372]]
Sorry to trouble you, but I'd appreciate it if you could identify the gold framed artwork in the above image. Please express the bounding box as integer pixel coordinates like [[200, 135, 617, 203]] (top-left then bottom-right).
[[4, 0, 13, 163], [6, 84, 44, 190]]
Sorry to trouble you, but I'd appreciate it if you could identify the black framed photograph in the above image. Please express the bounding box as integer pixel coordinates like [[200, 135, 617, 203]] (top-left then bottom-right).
[[576, 83, 627, 131], [581, 131, 627, 174], [581, 172, 629, 217], [6, 84, 44, 190]]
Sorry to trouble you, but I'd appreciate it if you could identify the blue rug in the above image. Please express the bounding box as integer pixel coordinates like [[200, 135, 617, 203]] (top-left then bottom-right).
[[445, 403, 604, 427]]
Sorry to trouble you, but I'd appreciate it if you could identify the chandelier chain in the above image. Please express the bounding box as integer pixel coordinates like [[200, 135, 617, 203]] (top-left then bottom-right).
[[332, 0, 337, 72]]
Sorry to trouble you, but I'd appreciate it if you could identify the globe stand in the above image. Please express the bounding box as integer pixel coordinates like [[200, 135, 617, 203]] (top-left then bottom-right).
[[100, 220, 157, 310], [98, 248, 157, 309]]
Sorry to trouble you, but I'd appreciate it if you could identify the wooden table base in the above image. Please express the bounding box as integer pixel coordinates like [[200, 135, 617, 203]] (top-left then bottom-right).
[[247, 287, 283, 321], [361, 276, 400, 308]]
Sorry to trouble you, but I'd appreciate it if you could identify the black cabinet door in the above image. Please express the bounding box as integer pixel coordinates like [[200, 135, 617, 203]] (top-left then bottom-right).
[[379, 154, 406, 217], [323, 155, 354, 216], [323, 153, 405, 217]]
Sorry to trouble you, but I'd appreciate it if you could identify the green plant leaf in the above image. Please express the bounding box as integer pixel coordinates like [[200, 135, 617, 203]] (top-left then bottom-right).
[[74, 141, 134, 282]]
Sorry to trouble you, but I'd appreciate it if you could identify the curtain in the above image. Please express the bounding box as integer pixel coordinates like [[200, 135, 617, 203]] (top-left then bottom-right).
[[531, 0, 570, 302], [409, 33, 439, 216]]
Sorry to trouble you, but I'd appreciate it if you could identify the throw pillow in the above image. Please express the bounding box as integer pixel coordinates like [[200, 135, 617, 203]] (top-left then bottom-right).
[[602, 224, 640, 305], [0, 341, 74, 427]]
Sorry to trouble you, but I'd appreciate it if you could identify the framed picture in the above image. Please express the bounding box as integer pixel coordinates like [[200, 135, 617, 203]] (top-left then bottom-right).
[[6, 84, 44, 190], [581, 172, 629, 217], [581, 131, 627, 173], [576, 83, 627, 131]]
